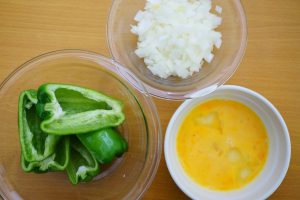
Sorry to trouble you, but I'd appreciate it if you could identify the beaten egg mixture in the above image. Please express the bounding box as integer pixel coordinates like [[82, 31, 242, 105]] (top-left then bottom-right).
[[176, 99, 269, 191]]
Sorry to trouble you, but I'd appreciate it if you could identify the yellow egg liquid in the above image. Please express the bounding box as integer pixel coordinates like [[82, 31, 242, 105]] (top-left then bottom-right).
[[176, 99, 269, 191]]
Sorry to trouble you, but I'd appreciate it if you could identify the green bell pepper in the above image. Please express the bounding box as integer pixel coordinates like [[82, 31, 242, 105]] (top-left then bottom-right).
[[66, 136, 100, 185], [77, 128, 128, 164], [21, 137, 70, 173], [37, 83, 125, 135], [18, 90, 60, 162]]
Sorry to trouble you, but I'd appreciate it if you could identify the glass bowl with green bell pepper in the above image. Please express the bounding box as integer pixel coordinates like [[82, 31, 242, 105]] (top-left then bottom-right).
[[0, 50, 161, 200]]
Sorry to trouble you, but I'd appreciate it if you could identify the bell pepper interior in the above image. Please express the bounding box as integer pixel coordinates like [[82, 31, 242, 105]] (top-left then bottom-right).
[[25, 98, 48, 155], [55, 88, 112, 115], [70, 137, 95, 169], [21, 137, 69, 172], [53, 137, 69, 165]]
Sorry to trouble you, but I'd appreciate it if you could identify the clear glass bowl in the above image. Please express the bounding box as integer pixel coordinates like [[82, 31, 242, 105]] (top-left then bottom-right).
[[107, 0, 247, 100], [0, 50, 162, 200]]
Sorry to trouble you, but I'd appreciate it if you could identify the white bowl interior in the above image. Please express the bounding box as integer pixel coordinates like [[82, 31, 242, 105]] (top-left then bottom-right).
[[164, 85, 291, 200]]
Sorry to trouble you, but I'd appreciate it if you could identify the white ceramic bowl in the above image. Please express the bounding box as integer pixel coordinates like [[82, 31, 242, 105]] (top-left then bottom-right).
[[164, 85, 291, 200]]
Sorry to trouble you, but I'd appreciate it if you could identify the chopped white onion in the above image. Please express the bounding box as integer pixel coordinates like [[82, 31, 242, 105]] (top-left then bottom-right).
[[131, 0, 222, 79]]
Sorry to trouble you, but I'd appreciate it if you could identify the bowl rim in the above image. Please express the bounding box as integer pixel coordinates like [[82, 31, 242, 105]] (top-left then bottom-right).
[[164, 85, 291, 200], [107, 0, 248, 100], [0, 49, 162, 200]]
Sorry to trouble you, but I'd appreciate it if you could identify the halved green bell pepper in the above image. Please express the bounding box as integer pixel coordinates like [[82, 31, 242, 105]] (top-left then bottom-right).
[[18, 90, 60, 162], [21, 137, 70, 173], [77, 128, 128, 164], [66, 136, 100, 185], [37, 83, 125, 135]]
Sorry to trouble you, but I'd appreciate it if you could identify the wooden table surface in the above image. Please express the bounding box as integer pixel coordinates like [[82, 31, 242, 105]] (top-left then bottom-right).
[[0, 0, 299, 199]]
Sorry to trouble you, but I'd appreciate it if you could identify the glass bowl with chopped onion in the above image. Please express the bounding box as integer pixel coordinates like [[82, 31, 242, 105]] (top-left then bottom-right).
[[107, 0, 247, 100]]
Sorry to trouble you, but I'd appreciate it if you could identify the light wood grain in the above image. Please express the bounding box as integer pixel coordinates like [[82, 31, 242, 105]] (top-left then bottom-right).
[[0, 0, 299, 199]]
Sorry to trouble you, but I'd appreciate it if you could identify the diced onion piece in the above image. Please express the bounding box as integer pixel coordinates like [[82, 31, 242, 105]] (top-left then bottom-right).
[[215, 5, 223, 14]]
